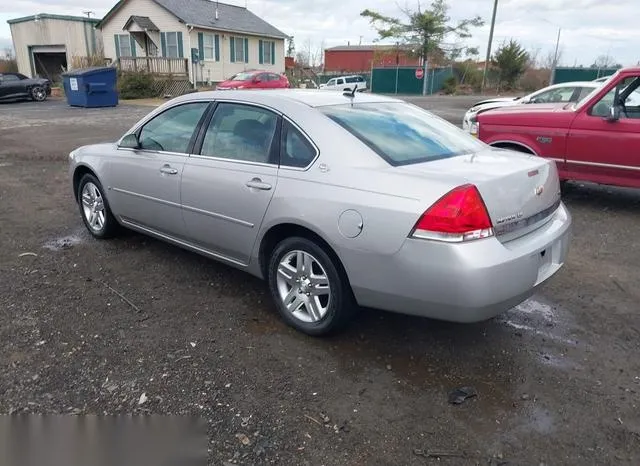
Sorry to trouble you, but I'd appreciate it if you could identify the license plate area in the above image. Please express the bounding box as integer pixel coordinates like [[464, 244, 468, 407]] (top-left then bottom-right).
[[535, 238, 562, 285]]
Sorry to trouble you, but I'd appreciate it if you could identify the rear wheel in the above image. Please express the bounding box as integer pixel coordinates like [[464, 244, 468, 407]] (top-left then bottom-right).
[[30, 86, 47, 102], [267, 237, 355, 336]]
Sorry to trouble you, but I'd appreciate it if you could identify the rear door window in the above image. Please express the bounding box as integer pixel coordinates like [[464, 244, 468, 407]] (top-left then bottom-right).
[[200, 102, 279, 163]]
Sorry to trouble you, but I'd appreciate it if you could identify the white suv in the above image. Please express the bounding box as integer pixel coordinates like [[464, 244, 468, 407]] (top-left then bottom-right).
[[319, 75, 367, 92]]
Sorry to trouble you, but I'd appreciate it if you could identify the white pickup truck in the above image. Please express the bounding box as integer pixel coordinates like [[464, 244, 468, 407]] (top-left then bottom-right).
[[319, 75, 367, 92]]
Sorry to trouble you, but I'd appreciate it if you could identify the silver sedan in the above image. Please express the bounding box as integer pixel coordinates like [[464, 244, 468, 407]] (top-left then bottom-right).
[[69, 90, 571, 336]]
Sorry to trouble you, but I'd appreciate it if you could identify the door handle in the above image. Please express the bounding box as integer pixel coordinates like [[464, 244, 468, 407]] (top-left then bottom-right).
[[160, 165, 178, 175], [245, 178, 272, 191]]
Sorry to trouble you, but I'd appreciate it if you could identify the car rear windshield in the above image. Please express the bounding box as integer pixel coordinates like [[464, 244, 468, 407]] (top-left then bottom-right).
[[320, 102, 484, 166]]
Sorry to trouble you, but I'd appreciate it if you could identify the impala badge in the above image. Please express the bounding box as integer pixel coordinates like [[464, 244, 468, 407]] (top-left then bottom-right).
[[535, 186, 544, 196]]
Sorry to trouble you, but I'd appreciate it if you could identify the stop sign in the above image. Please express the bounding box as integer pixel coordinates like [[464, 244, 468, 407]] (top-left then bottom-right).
[[415, 68, 424, 79]]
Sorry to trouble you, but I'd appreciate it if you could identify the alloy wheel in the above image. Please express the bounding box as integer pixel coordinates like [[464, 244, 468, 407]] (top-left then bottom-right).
[[81, 182, 106, 232], [276, 250, 331, 323]]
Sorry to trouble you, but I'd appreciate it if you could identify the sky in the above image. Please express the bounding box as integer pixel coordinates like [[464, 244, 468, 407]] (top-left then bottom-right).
[[1, 0, 638, 67]]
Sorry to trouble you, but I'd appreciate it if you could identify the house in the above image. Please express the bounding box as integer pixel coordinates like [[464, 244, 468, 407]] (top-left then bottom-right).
[[324, 45, 421, 73], [96, 0, 288, 84], [7, 14, 101, 81]]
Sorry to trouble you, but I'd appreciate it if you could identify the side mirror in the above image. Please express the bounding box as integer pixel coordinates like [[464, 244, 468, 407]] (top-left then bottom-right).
[[253, 77, 261, 83], [119, 133, 140, 149], [605, 105, 621, 122]]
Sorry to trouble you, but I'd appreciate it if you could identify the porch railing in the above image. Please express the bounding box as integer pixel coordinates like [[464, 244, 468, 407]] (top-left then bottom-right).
[[118, 56, 189, 77]]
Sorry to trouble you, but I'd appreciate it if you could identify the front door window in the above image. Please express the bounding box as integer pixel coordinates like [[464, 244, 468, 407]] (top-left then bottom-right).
[[138, 103, 209, 153]]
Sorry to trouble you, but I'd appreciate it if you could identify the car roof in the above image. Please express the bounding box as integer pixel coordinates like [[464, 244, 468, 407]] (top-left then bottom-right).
[[172, 89, 400, 108], [547, 81, 599, 88]]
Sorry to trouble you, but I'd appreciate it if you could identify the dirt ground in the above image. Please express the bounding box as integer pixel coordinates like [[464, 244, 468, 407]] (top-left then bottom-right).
[[1, 98, 639, 465]]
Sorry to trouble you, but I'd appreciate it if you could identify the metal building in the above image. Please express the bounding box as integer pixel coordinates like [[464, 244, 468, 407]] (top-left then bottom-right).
[[7, 14, 101, 82]]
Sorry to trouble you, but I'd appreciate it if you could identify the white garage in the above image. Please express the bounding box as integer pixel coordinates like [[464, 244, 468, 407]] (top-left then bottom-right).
[[8, 14, 102, 82]]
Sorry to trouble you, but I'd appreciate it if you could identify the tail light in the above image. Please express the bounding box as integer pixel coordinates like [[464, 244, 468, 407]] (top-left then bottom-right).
[[411, 184, 494, 242]]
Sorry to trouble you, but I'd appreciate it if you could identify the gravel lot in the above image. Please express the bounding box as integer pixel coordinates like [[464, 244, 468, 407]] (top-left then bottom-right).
[[1, 97, 639, 465]]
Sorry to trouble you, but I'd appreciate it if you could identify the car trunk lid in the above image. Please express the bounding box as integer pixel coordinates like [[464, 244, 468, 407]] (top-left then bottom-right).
[[398, 148, 562, 242]]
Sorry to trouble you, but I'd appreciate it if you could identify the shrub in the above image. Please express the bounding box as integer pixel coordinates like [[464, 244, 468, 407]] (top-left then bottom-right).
[[118, 71, 156, 99], [442, 75, 458, 95]]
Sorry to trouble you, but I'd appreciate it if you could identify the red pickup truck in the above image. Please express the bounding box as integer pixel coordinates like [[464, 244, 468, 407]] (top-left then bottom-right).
[[475, 67, 640, 189]]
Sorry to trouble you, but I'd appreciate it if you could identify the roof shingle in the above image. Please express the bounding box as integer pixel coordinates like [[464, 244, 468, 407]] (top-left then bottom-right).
[[154, 0, 288, 38]]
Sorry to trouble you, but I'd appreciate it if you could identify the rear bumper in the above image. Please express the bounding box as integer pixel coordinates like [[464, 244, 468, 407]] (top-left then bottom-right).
[[349, 202, 571, 323]]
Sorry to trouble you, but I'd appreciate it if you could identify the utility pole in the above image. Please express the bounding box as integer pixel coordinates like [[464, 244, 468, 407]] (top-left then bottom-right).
[[481, 0, 499, 93], [549, 27, 561, 85], [422, 40, 429, 96]]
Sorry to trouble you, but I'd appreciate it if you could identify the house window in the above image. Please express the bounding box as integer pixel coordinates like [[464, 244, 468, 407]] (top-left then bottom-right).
[[203, 33, 215, 60], [117, 34, 132, 57], [262, 40, 273, 64], [165, 32, 179, 58], [231, 37, 245, 62]]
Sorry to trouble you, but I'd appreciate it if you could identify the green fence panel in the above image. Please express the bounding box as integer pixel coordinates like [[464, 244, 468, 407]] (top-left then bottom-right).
[[553, 67, 619, 84], [370, 66, 453, 95]]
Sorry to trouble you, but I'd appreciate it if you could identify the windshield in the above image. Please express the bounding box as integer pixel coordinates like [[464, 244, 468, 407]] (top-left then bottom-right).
[[576, 71, 622, 109], [320, 102, 485, 166], [229, 72, 256, 81]]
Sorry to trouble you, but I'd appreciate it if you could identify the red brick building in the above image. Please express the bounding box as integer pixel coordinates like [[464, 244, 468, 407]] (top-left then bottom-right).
[[324, 45, 421, 73]]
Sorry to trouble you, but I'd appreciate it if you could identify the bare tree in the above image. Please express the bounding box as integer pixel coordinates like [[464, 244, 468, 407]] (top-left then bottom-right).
[[295, 51, 309, 67], [527, 46, 541, 69], [592, 54, 616, 69], [541, 47, 563, 69]]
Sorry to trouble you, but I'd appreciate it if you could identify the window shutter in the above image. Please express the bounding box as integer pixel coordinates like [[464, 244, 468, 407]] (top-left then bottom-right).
[[198, 32, 204, 61], [160, 32, 167, 57], [244, 38, 249, 63], [214, 35, 220, 61], [177, 32, 184, 58], [230, 36, 235, 62], [258, 40, 263, 64], [114, 35, 120, 58], [271, 42, 275, 65], [130, 35, 136, 57]]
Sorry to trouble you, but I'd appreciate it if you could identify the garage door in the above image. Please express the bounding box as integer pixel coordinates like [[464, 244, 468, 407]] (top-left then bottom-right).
[[31, 46, 67, 82]]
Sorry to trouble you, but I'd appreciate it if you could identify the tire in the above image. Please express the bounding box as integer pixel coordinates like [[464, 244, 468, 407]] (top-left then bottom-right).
[[267, 236, 356, 336], [30, 86, 47, 102], [77, 173, 118, 239]]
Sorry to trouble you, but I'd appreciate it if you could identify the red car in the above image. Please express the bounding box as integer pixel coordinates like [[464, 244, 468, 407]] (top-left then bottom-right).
[[476, 67, 640, 189], [216, 70, 290, 90]]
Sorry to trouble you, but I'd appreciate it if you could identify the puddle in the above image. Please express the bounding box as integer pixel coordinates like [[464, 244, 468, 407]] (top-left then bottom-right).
[[43, 233, 85, 251], [538, 352, 581, 370], [499, 297, 579, 346], [516, 405, 556, 435]]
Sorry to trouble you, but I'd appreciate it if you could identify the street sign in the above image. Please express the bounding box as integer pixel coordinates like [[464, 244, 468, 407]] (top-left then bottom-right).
[[415, 68, 424, 79]]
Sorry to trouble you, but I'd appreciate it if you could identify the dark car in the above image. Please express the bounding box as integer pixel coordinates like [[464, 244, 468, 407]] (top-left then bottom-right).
[[0, 72, 51, 102]]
